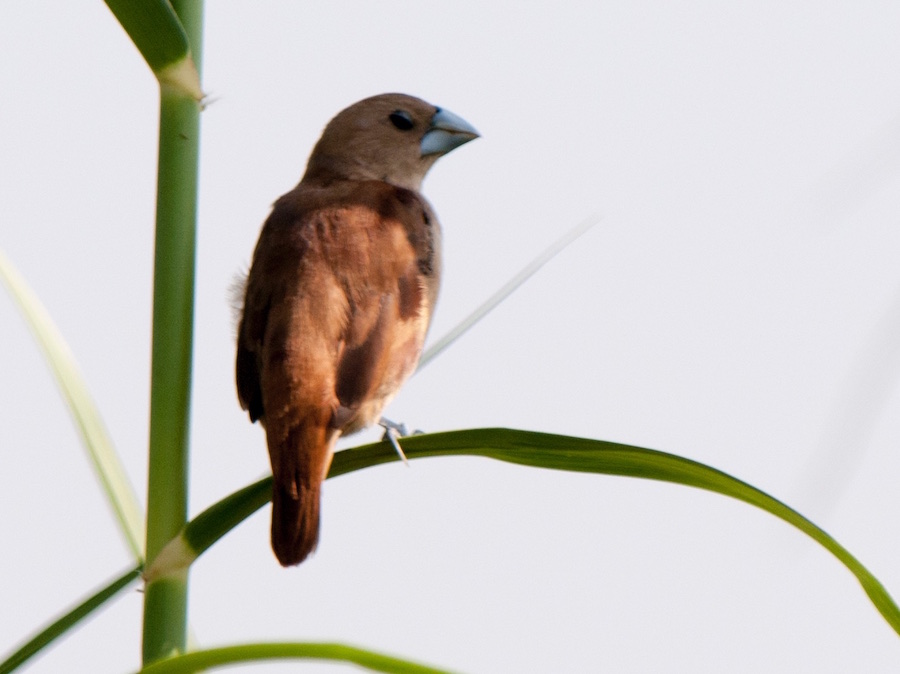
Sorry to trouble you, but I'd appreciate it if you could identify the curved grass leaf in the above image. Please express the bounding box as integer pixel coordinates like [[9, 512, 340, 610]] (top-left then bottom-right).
[[102, 0, 203, 100], [418, 216, 597, 370], [135, 642, 456, 674], [102, 0, 186, 75], [0, 564, 142, 674], [151, 428, 900, 637], [0, 248, 145, 560]]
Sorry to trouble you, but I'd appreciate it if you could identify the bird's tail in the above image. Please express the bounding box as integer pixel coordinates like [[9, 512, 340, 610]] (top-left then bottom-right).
[[268, 418, 337, 567], [271, 479, 321, 566]]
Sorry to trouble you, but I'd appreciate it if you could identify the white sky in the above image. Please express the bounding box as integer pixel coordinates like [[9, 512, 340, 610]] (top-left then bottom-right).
[[3, 1, 900, 672]]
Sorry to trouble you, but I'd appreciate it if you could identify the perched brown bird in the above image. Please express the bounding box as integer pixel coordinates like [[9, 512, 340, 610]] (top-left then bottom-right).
[[236, 93, 478, 566]]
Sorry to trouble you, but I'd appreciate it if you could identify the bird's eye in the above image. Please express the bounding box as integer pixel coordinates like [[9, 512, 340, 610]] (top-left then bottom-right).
[[389, 110, 414, 131]]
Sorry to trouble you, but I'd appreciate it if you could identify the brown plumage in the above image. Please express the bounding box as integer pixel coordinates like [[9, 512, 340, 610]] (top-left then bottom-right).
[[235, 93, 478, 566]]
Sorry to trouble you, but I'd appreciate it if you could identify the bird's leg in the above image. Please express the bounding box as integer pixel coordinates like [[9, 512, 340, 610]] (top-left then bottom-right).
[[378, 417, 421, 466]]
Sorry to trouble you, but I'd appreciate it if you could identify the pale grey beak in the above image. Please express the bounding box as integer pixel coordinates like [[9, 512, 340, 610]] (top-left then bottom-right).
[[421, 107, 479, 156]]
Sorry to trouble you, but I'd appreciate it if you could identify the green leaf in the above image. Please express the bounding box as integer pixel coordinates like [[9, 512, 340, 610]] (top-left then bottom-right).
[[135, 642, 456, 674], [152, 428, 900, 637], [0, 247, 145, 560], [0, 564, 142, 674], [102, 0, 202, 99]]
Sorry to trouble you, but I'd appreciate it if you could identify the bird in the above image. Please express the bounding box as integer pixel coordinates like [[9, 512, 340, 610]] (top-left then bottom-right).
[[235, 93, 478, 566]]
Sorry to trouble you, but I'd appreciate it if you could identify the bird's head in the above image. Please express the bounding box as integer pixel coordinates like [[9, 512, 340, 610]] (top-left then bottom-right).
[[303, 93, 478, 191]]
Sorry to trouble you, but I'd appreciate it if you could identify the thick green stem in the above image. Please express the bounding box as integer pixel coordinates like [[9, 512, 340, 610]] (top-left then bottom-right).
[[141, 89, 200, 664], [144, 90, 200, 569], [141, 0, 204, 663]]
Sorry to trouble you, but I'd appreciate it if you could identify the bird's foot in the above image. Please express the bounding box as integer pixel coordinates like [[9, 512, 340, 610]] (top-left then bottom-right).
[[378, 417, 423, 466]]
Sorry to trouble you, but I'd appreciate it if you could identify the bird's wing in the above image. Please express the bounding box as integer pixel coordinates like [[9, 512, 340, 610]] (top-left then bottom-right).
[[325, 185, 437, 431], [236, 182, 437, 431], [235, 196, 311, 423]]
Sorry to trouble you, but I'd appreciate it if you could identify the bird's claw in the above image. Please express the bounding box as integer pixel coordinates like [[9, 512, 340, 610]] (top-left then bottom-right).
[[378, 417, 423, 466]]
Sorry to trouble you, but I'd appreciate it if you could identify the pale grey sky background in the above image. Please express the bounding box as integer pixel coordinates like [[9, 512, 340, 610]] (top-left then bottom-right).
[[3, 1, 900, 672]]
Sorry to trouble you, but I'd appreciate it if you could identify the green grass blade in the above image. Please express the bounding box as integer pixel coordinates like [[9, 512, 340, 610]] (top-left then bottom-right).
[[102, 0, 201, 99], [418, 216, 597, 370], [103, 0, 187, 71], [134, 642, 456, 674], [0, 564, 142, 674], [153, 428, 900, 637], [0, 248, 145, 560]]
